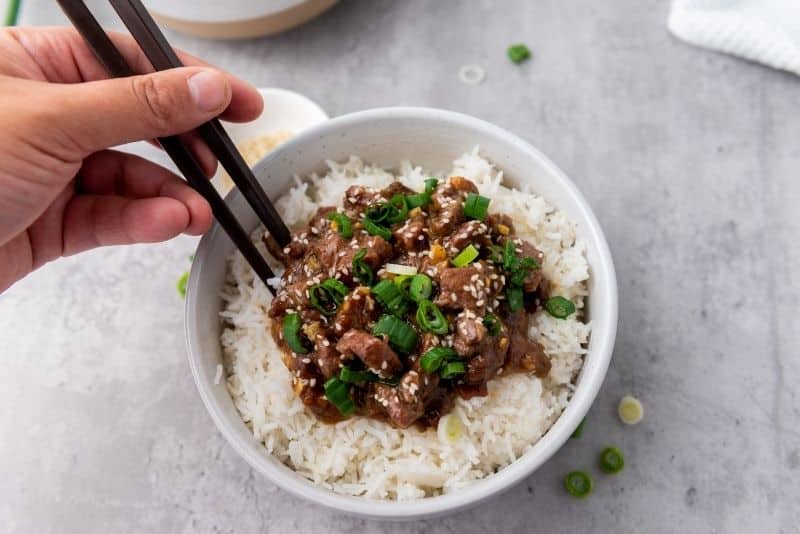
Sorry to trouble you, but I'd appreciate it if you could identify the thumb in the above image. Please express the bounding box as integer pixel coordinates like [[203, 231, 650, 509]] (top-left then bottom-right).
[[54, 67, 231, 153]]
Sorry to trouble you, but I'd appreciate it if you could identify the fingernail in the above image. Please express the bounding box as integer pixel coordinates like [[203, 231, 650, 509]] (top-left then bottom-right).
[[187, 70, 228, 112]]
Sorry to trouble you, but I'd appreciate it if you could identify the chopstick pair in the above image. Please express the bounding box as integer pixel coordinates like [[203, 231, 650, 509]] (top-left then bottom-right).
[[56, 0, 289, 294]]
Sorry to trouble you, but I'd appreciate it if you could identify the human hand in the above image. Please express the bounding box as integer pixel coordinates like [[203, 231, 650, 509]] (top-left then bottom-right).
[[0, 27, 264, 292]]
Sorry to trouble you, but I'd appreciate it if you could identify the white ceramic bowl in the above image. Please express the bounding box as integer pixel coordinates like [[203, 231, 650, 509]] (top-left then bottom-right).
[[185, 107, 618, 520]]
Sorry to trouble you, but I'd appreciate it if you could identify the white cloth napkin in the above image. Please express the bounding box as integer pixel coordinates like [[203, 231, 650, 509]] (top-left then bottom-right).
[[668, 0, 800, 76]]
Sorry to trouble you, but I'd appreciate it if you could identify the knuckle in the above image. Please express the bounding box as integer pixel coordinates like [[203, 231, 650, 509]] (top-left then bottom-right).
[[130, 75, 179, 130]]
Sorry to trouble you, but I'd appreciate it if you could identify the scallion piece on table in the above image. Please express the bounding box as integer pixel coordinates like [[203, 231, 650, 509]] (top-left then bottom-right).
[[309, 279, 349, 316], [416, 299, 449, 335], [440, 361, 466, 379], [363, 218, 392, 240], [352, 249, 375, 286], [483, 313, 501, 336], [409, 274, 432, 302], [544, 296, 576, 319], [283, 313, 310, 354], [323, 377, 355, 416], [372, 280, 410, 317], [372, 315, 419, 354], [507, 43, 531, 64], [326, 212, 352, 238], [506, 286, 524, 312], [419, 347, 458, 373], [618, 395, 644, 425], [176, 271, 189, 298], [452, 244, 480, 267], [339, 366, 378, 384], [563, 471, 593, 498], [599, 447, 625, 474], [463, 193, 490, 221]]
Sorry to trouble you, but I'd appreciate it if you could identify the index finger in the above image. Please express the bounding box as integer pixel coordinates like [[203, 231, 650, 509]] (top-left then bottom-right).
[[7, 26, 263, 123]]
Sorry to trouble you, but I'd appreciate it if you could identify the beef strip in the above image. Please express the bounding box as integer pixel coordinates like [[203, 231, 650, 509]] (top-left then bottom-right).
[[380, 181, 415, 199], [434, 263, 500, 312], [485, 213, 515, 236], [505, 310, 551, 377], [333, 286, 378, 334], [343, 185, 381, 212], [393, 212, 427, 251], [429, 182, 465, 237], [453, 313, 487, 357], [373, 370, 427, 428], [312, 334, 342, 379], [443, 220, 492, 254], [336, 329, 403, 376], [509, 238, 545, 293]]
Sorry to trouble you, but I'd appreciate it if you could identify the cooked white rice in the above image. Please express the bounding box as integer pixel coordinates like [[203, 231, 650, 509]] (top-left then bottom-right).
[[220, 149, 591, 500]]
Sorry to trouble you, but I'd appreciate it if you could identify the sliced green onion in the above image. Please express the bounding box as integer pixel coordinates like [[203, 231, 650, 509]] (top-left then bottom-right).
[[508, 256, 539, 286], [405, 192, 431, 209], [339, 366, 378, 384], [176, 271, 189, 298], [386, 263, 417, 276], [419, 347, 458, 373], [506, 286, 524, 312], [405, 179, 438, 209], [452, 244, 480, 267], [507, 43, 531, 64], [352, 249, 375, 286], [377, 374, 401, 386], [483, 313, 501, 336], [323, 377, 355, 416], [372, 315, 419, 354], [545, 296, 576, 319], [503, 239, 517, 270], [393, 274, 413, 295], [372, 280, 410, 317], [409, 274, 432, 302], [618, 395, 644, 425], [363, 218, 392, 240], [488, 244, 504, 264], [283, 313, 310, 354], [326, 212, 352, 238], [309, 279, 349, 316], [440, 361, 466, 379], [386, 194, 409, 224], [571, 418, 586, 439], [364, 203, 393, 224], [463, 193, 490, 221], [416, 299, 449, 335], [599, 447, 625, 474], [564, 471, 593, 498]]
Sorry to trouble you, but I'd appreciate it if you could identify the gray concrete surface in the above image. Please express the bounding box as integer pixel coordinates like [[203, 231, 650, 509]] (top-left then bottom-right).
[[2, 0, 799, 532]]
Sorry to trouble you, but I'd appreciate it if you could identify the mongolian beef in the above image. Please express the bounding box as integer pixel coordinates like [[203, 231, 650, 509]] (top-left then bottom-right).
[[265, 176, 576, 429]]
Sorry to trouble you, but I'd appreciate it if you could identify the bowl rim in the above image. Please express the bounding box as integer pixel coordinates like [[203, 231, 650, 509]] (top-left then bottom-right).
[[185, 106, 618, 520]]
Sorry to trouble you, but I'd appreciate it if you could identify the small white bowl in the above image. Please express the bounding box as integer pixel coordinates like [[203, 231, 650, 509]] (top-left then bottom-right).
[[211, 87, 328, 188], [185, 108, 618, 520]]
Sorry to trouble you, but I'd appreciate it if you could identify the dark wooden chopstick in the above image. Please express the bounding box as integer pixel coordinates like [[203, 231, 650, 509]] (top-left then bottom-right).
[[108, 0, 292, 248], [56, 0, 278, 292]]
